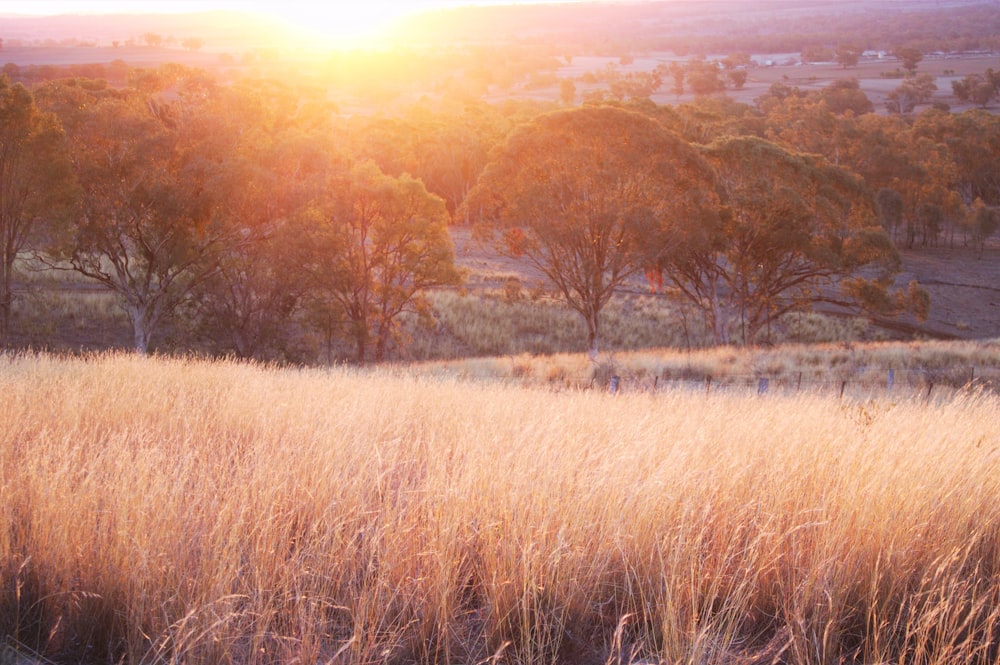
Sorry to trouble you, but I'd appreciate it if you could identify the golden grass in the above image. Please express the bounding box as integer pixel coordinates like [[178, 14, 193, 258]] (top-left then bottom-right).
[[2, 351, 1000, 664]]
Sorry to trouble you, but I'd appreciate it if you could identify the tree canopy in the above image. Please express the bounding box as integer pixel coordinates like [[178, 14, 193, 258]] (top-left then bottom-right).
[[0, 76, 74, 345], [657, 136, 910, 344], [304, 160, 461, 363], [465, 105, 720, 358]]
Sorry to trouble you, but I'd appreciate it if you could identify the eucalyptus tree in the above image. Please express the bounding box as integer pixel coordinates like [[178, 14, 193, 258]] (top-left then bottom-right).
[[464, 105, 720, 359], [656, 136, 916, 344], [0, 77, 74, 345], [304, 160, 462, 363], [40, 71, 259, 353], [178, 78, 335, 359]]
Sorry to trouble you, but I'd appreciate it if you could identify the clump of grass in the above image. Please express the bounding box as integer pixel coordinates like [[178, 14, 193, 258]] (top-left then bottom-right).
[[2, 352, 1000, 664]]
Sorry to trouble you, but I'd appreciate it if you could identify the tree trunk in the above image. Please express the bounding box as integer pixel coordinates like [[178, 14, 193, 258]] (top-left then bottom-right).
[[0, 292, 9, 347], [0, 246, 14, 348], [354, 323, 367, 364], [708, 279, 730, 345], [584, 310, 600, 361], [128, 305, 151, 355], [374, 322, 390, 363]]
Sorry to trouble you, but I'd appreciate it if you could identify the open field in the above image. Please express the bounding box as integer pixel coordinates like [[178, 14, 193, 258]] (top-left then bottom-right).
[[543, 52, 1000, 114], [2, 351, 1000, 664]]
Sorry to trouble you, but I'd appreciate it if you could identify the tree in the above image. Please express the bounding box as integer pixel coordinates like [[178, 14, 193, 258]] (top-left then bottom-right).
[[180, 80, 331, 359], [305, 160, 461, 363], [821, 78, 873, 115], [876, 188, 904, 238], [968, 198, 1000, 256], [914, 109, 1000, 208], [408, 102, 508, 225], [951, 70, 1000, 108], [344, 102, 509, 226], [607, 70, 663, 101], [885, 74, 937, 114], [0, 77, 74, 345], [464, 106, 720, 359], [894, 47, 923, 74], [685, 60, 725, 97], [721, 52, 752, 70], [835, 44, 862, 69], [727, 69, 748, 90], [666, 62, 685, 98], [657, 136, 907, 345], [189, 215, 313, 359], [42, 75, 252, 353]]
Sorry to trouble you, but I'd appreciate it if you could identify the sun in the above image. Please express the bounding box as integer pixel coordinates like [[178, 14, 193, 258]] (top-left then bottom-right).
[[267, 2, 432, 50]]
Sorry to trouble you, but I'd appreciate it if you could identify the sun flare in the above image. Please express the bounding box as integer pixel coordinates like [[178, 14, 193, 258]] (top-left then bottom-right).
[[265, 1, 439, 50]]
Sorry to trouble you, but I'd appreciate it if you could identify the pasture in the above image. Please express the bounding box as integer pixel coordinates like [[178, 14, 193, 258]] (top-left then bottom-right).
[[1, 350, 999, 664]]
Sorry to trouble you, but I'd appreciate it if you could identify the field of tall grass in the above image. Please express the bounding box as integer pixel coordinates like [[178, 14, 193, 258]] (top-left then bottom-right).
[[2, 351, 1000, 665]]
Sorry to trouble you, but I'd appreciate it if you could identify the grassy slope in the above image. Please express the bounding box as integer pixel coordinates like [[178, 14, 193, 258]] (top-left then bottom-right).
[[2, 352, 1000, 664]]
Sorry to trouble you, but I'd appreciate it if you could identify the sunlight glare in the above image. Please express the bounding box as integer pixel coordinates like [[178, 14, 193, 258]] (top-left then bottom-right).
[[273, 2, 424, 50]]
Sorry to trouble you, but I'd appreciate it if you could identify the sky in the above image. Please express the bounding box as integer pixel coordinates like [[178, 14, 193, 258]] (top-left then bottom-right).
[[2, 0, 589, 48], [4, 1, 582, 15]]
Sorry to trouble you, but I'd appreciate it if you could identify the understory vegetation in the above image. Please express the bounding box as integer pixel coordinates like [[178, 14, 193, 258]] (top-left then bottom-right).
[[8, 269, 888, 362], [2, 352, 999, 665]]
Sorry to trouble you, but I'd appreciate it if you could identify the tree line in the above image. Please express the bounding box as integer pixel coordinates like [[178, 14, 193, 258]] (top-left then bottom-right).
[[1, 63, 998, 361]]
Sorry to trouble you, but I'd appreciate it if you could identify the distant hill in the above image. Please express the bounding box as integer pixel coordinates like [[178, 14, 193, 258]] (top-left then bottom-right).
[[392, 0, 1000, 54], [4, 1, 999, 56], [0, 10, 298, 51]]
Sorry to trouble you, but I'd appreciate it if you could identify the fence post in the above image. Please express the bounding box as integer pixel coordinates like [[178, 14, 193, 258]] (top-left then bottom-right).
[[610, 375, 620, 395], [839, 381, 847, 399], [887, 368, 895, 392], [757, 377, 770, 395], [706, 375, 712, 396]]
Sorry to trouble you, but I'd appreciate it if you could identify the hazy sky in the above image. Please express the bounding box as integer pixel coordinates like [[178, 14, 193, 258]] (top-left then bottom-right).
[[3, 1, 593, 46], [5, 1, 585, 15]]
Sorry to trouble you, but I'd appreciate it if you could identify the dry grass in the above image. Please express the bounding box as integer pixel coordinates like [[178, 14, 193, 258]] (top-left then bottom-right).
[[2, 351, 1000, 664], [401, 290, 698, 361], [416, 339, 1000, 396]]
